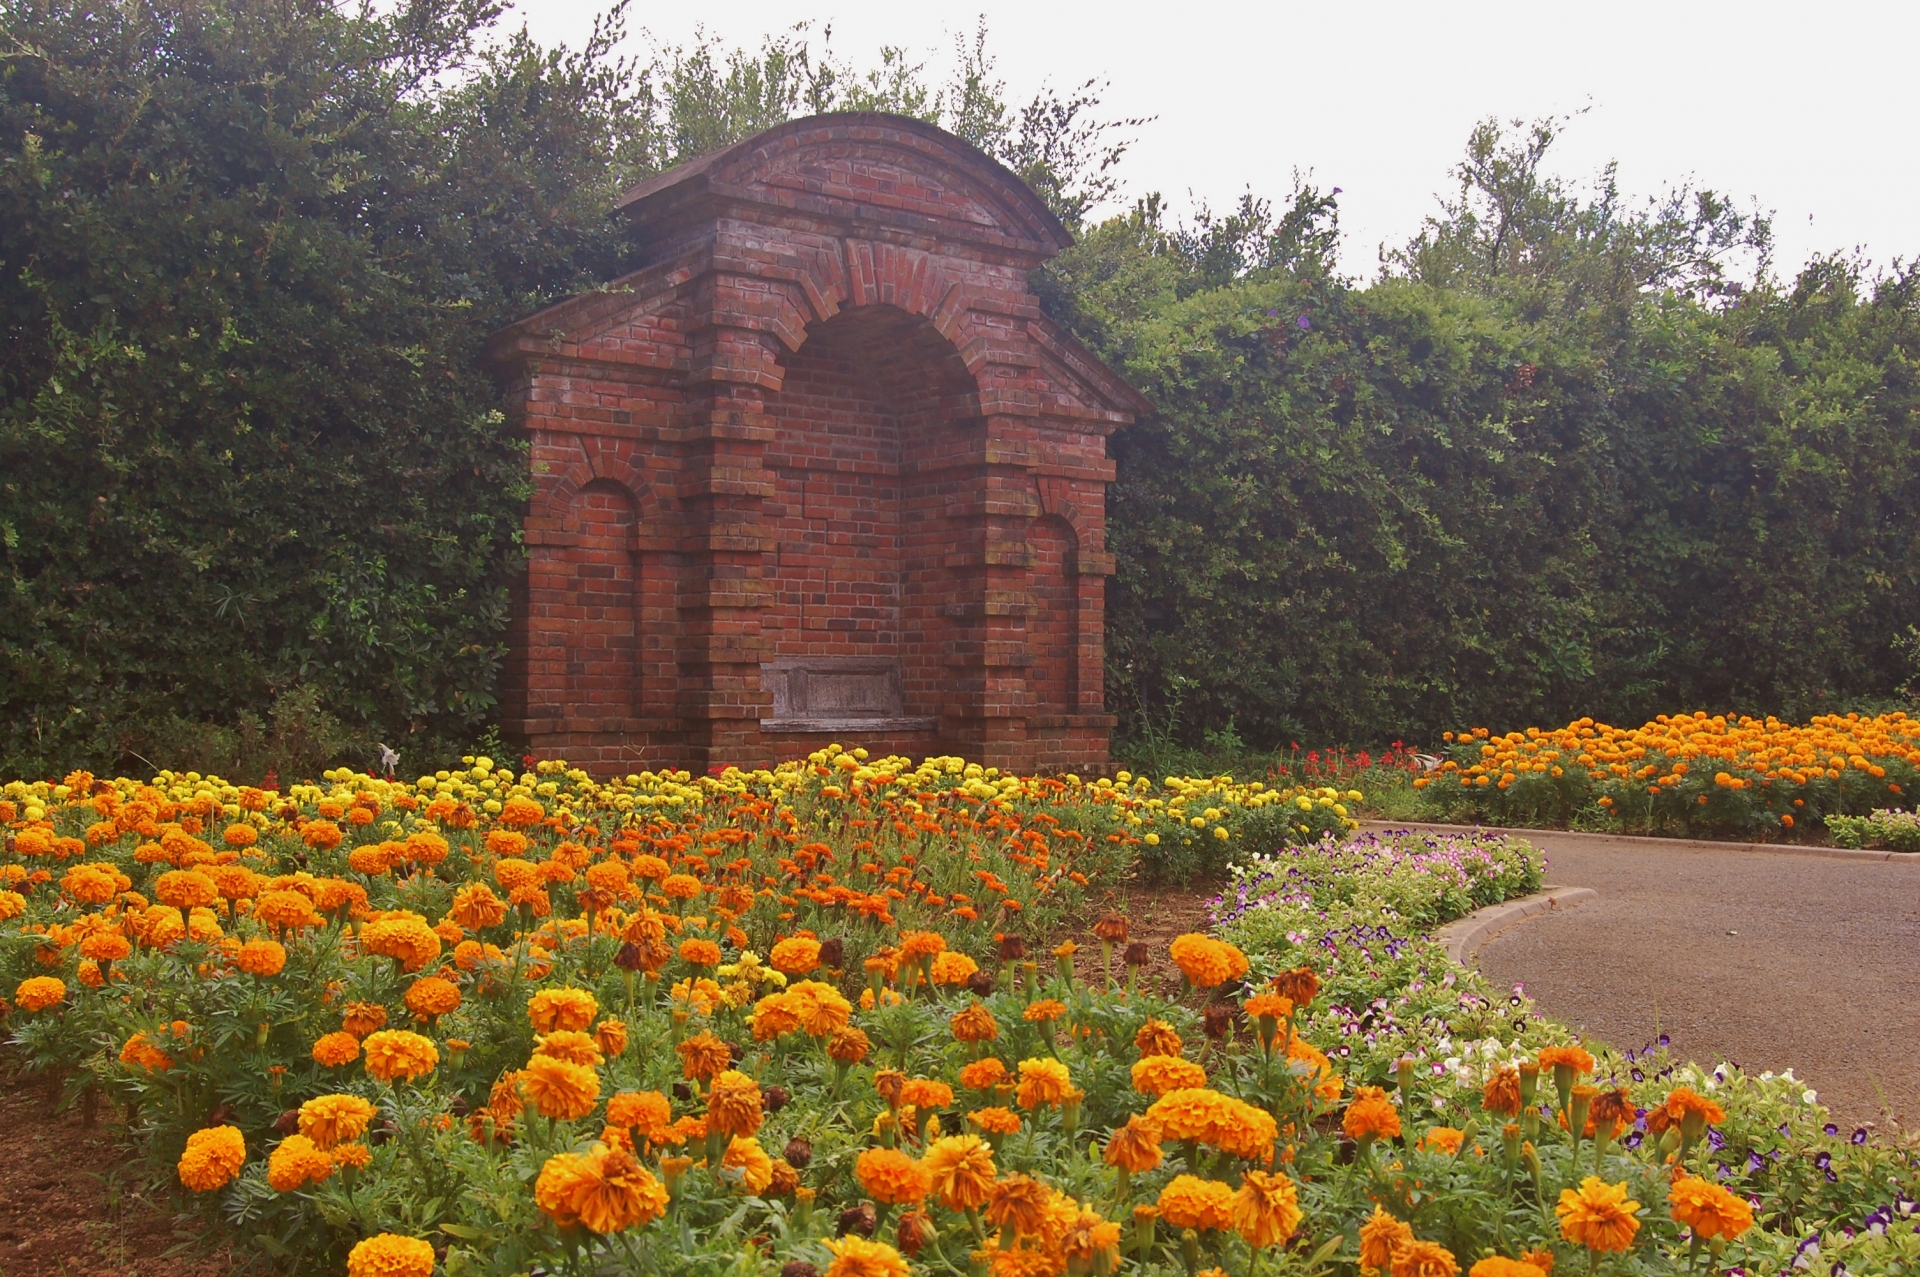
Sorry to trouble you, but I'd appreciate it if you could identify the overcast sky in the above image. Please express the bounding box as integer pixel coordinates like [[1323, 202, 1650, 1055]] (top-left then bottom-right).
[[514, 0, 1918, 280]]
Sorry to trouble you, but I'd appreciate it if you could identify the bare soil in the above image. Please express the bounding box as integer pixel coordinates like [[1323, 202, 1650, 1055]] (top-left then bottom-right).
[[0, 1076, 229, 1277]]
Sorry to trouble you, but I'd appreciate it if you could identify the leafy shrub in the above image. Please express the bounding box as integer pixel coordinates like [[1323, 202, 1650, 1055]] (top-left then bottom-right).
[[1825, 809, 1920, 851]]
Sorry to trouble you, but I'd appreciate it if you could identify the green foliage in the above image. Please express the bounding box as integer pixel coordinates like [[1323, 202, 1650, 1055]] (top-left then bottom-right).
[[1045, 119, 1920, 750]]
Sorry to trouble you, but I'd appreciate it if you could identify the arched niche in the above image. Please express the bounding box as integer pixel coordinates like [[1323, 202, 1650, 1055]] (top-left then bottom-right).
[[759, 304, 978, 734]]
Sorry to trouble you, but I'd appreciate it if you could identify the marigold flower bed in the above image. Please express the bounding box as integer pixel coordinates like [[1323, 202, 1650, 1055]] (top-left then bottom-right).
[[1413, 711, 1920, 839], [0, 747, 1913, 1275]]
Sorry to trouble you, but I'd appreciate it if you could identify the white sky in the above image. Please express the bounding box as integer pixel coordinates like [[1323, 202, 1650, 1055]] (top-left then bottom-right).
[[512, 0, 1920, 279]]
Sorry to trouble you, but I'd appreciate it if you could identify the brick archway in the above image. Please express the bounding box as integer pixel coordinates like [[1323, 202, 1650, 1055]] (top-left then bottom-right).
[[489, 113, 1150, 774]]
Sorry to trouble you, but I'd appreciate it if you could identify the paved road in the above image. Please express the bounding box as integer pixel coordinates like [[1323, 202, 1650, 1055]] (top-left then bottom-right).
[[1385, 826, 1920, 1128]]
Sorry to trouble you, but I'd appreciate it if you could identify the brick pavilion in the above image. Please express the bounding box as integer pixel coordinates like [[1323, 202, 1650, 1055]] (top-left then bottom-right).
[[487, 113, 1148, 775]]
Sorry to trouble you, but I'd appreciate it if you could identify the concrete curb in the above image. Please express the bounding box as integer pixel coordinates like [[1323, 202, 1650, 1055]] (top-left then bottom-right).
[[1433, 885, 1598, 966], [1357, 819, 1920, 864]]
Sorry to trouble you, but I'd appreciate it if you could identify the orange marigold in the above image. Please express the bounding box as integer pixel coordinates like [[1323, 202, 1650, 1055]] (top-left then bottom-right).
[[361, 1029, 438, 1083], [1360, 1205, 1414, 1275], [922, 1133, 996, 1210], [676, 1030, 733, 1082], [769, 935, 821, 975], [823, 1235, 911, 1277], [1156, 1174, 1234, 1231], [1536, 1045, 1595, 1077], [1104, 1114, 1165, 1173], [402, 975, 461, 1022], [345, 1234, 435, 1277], [1131, 1054, 1207, 1097], [706, 1069, 764, 1139], [267, 1134, 335, 1192], [1467, 1262, 1547, 1277], [968, 1107, 1022, 1136], [312, 1031, 361, 1068], [1015, 1057, 1073, 1110], [299, 1094, 376, 1149], [1135, 1018, 1184, 1058], [534, 1142, 667, 1233], [1343, 1085, 1402, 1143], [1393, 1240, 1460, 1277], [855, 1146, 930, 1205], [958, 1057, 1007, 1090], [1556, 1176, 1641, 1253], [527, 987, 599, 1033], [1667, 1174, 1753, 1240], [14, 976, 66, 1012], [722, 1135, 775, 1194], [520, 1054, 601, 1121], [534, 1029, 605, 1068], [1232, 1168, 1302, 1250], [950, 1002, 999, 1043], [1168, 933, 1248, 988], [177, 1125, 246, 1192]]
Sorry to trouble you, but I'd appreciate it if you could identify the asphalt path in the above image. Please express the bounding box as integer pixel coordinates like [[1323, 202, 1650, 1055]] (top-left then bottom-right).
[[1384, 825, 1920, 1128]]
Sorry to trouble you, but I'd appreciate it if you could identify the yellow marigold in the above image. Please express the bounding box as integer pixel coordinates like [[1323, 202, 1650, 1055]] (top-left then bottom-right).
[[1232, 1168, 1302, 1250], [1359, 1206, 1415, 1275], [1393, 1240, 1460, 1277], [527, 986, 598, 1033], [402, 975, 461, 1022], [1343, 1085, 1402, 1143], [722, 1135, 775, 1194], [1167, 933, 1248, 988], [706, 1069, 764, 1139], [312, 1031, 361, 1068], [267, 1134, 335, 1192], [177, 1125, 246, 1192], [1556, 1176, 1641, 1253], [534, 1142, 667, 1233], [823, 1235, 911, 1277], [959, 1057, 1007, 1090], [929, 951, 978, 986], [675, 1030, 733, 1082], [922, 1133, 996, 1210], [1156, 1174, 1234, 1231], [1667, 1174, 1753, 1240], [520, 1054, 601, 1121], [362, 1029, 438, 1083], [1135, 1018, 1184, 1058], [14, 976, 66, 1012], [1131, 1054, 1207, 1097], [968, 1107, 1022, 1136], [299, 1093, 377, 1149], [533, 1029, 605, 1068], [769, 935, 822, 975], [950, 1002, 999, 1043], [1015, 1057, 1073, 1110], [1103, 1114, 1164, 1173], [855, 1145, 930, 1205]]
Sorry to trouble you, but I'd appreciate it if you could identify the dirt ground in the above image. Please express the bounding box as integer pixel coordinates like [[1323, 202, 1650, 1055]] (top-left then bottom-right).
[[0, 1078, 228, 1277]]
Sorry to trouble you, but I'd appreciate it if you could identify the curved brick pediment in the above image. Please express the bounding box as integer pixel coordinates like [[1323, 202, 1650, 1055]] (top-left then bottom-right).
[[615, 113, 1071, 259], [491, 114, 1144, 775]]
